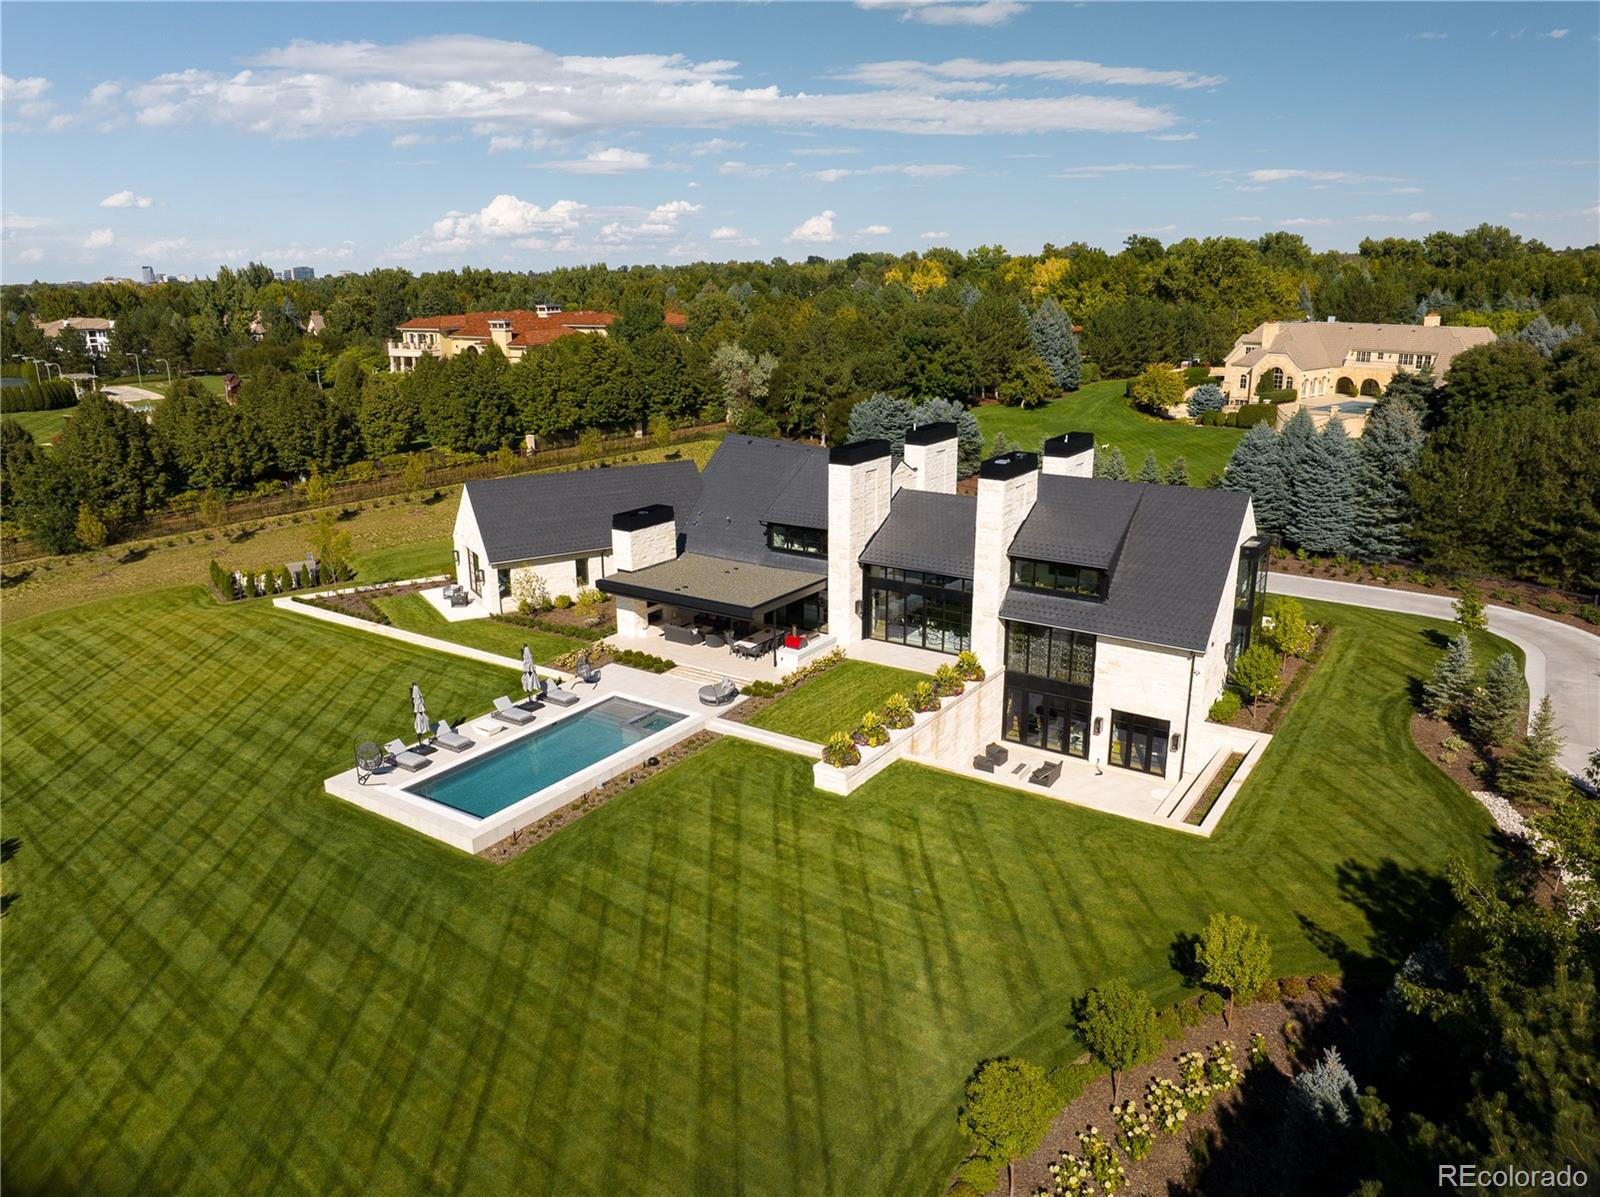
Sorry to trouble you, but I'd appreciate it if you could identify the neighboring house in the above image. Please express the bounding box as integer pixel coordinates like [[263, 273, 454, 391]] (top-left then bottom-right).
[[388, 305, 687, 372], [304, 311, 326, 336], [1214, 314, 1494, 407], [452, 428, 1265, 781], [33, 316, 115, 357]]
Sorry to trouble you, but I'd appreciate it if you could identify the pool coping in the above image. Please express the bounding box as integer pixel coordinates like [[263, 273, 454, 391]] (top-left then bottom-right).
[[322, 690, 705, 854]]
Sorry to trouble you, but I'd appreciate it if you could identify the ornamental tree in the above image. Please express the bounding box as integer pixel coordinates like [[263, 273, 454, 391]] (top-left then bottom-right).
[[1077, 978, 1162, 1100], [997, 352, 1057, 409], [959, 1058, 1059, 1197], [1469, 653, 1529, 747], [1497, 696, 1569, 804], [1195, 913, 1273, 1026], [1223, 421, 1289, 534], [1453, 580, 1488, 634], [1422, 634, 1476, 719], [1137, 449, 1162, 484], [1230, 644, 1283, 724], [1129, 362, 1184, 415], [1187, 382, 1225, 418]]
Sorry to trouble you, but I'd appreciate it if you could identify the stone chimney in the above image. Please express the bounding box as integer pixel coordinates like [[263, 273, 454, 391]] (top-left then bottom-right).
[[1259, 321, 1282, 346], [970, 452, 1039, 672], [487, 317, 513, 351], [901, 421, 958, 494], [1042, 431, 1094, 478], [610, 504, 677, 637], [827, 440, 893, 648], [1422, 311, 1441, 327]]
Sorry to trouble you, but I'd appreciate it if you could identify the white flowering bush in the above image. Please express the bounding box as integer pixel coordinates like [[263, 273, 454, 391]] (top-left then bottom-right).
[[1177, 1050, 1214, 1113], [1079, 1127, 1126, 1195], [1249, 1031, 1270, 1068], [1145, 1077, 1188, 1134], [1111, 1100, 1153, 1161], [1205, 1041, 1243, 1092], [1047, 1150, 1094, 1194]]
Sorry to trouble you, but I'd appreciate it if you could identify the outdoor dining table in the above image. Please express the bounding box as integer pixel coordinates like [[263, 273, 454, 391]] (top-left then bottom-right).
[[731, 630, 775, 658]]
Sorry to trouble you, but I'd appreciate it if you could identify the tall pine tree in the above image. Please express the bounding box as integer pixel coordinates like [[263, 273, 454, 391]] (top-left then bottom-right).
[[1423, 633, 1476, 719], [1224, 421, 1289, 534], [1353, 399, 1424, 560], [1095, 445, 1130, 481], [1287, 417, 1357, 553], [1137, 449, 1162, 483], [1027, 297, 1081, 390]]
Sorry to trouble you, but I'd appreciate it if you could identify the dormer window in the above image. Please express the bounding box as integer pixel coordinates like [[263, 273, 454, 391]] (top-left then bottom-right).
[[767, 523, 827, 556], [1011, 558, 1106, 599]]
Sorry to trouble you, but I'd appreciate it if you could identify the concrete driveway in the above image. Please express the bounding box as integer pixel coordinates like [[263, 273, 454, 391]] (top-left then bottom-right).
[[103, 384, 165, 408], [1274, 574, 1598, 776]]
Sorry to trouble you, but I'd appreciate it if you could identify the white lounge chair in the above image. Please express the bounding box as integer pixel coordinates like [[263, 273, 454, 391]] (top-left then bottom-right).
[[541, 676, 581, 707], [492, 695, 536, 726], [434, 721, 472, 752], [384, 739, 430, 772]]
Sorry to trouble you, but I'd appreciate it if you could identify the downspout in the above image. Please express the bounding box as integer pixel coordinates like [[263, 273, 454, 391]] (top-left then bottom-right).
[[1181, 650, 1196, 779]]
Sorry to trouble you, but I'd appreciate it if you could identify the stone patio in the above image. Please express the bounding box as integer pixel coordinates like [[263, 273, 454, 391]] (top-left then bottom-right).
[[417, 584, 493, 623]]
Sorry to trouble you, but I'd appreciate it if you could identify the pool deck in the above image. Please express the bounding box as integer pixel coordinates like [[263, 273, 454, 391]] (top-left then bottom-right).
[[324, 666, 739, 853]]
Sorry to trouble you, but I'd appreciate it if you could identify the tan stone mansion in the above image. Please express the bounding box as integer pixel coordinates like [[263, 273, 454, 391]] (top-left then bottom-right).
[[1213, 313, 1494, 407]]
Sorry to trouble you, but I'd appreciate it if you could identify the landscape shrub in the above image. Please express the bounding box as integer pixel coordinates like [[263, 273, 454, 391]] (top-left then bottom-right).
[[1308, 973, 1339, 996], [1262, 595, 1316, 658], [1177, 1001, 1204, 1028], [1079, 362, 1101, 385], [552, 594, 573, 610], [740, 679, 781, 698], [1249, 1033, 1270, 1068], [855, 709, 889, 748], [1198, 992, 1226, 1017], [1532, 591, 1568, 614], [933, 663, 964, 697], [953, 1155, 1001, 1192], [495, 612, 614, 642], [1579, 604, 1600, 625], [1256, 387, 1297, 405], [1156, 1007, 1184, 1041], [0, 378, 76, 414], [1047, 1060, 1102, 1106], [945, 1183, 981, 1197], [1255, 978, 1283, 1004], [1183, 364, 1214, 387], [821, 731, 860, 768], [609, 648, 674, 673], [1207, 691, 1242, 724], [1234, 403, 1280, 428], [1113, 1099, 1155, 1161], [1279, 976, 1308, 999], [881, 692, 914, 730], [911, 680, 941, 713], [955, 649, 985, 682]]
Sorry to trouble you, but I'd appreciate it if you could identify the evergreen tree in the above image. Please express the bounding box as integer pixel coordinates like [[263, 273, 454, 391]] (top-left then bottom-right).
[[1423, 634, 1476, 719], [914, 397, 985, 476], [1278, 405, 1318, 477], [847, 393, 916, 453], [1187, 382, 1225, 418], [1497, 696, 1568, 803], [1137, 449, 1162, 483], [1027, 297, 1080, 390], [1353, 399, 1423, 560], [1380, 368, 1435, 419], [1515, 314, 1581, 358], [1224, 421, 1289, 534], [1095, 445, 1129, 481], [1469, 653, 1528, 747], [1164, 455, 1191, 487], [1286, 418, 1358, 552]]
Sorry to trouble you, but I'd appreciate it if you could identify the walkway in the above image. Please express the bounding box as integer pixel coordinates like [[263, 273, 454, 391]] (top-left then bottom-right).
[[103, 384, 166, 408], [1274, 574, 1598, 775]]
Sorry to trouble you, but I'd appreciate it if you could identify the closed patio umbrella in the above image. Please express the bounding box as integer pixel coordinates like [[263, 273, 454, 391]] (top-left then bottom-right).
[[521, 645, 537, 703], [410, 682, 430, 743]]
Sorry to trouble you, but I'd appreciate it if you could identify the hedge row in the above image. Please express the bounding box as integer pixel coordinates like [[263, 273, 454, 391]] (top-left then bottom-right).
[[1, 379, 77, 414]]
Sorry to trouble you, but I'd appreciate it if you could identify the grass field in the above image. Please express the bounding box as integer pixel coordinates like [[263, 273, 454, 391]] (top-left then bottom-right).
[[750, 660, 928, 742], [0, 589, 1506, 1195], [974, 379, 1245, 483], [371, 591, 584, 663], [8, 403, 78, 444]]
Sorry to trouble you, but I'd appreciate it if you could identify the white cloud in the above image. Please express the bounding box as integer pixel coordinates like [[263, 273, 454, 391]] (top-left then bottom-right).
[[1544, 28, 1569, 38], [16, 247, 43, 264], [1277, 217, 1335, 228], [487, 134, 525, 154], [719, 160, 793, 178], [814, 162, 964, 182], [82, 228, 116, 249], [1148, 132, 1198, 142], [400, 194, 587, 254], [100, 190, 154, 209], [856, 224, 892, 236], [94, 35, 1182, 140], [1223, 216, 1262, 223], [920, 230, 950, 240], [857, 0, 1028, 27], [1117, 224, 1177, 234], [787, 210, 839, 244], [0, 75, 50, 104], [391, 132, 434, 147], [599, 199, 702, 244], [841, 56, 1224, 91], [793, 145, 864, 156], [538, 146, 653, 174], [1362, 211, 1433, 224], [1053, 163, 1190, 179], [1412, 31, 1449, 40], [710, 225, 759, 247], [1247, 168, 1405, 184], [689, 137, 744, 156], [3, 213, 58, 231]]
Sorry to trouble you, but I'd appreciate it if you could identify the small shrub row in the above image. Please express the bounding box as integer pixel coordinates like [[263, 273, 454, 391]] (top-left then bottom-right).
[[606, 648, 675, 673], [823, 653, 984, 765], [739, 645, 848, 698], [210, 557, 342, 601], [495, 611, 615, 642], [296, 594, 389, 625], [0, 378, 76, 413]]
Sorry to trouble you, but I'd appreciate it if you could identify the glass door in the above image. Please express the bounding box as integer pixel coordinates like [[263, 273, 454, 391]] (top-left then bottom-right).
[[1109, 711, 1171, 776]]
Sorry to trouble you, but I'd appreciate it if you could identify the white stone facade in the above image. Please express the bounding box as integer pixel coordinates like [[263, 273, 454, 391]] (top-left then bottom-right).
[[970, 460, 1039, 673], [826, 447, 893, 648], [452, 492, 610, 616], [902, 438, 958, 494], [611, 518, 675, 573]]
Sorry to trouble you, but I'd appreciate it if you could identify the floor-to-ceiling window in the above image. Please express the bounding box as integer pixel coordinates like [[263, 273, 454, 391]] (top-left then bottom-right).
[[864, 566, 972, 654], [1002, 621, 1094, 758], [1108, 710, 1170, 776], [1229, 537, 1269, 665]]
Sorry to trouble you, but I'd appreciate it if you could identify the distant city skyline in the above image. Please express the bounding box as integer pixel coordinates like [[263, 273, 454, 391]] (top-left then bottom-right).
[[2, 1, 1596, 283]]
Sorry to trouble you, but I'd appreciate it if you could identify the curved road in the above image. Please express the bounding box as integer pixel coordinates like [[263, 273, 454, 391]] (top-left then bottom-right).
[[1274, 574, 1598, 776]]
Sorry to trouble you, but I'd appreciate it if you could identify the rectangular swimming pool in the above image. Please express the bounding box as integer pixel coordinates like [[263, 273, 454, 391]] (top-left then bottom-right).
[[406, 697, 685, 819]]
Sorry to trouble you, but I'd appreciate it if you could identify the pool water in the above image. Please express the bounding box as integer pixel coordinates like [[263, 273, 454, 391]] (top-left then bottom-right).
[[407, 697, 685, 819]]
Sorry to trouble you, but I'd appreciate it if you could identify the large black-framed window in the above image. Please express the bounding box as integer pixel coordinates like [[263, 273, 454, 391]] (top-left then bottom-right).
[[1005, 621, 1096, 687], [1010, 558, 1106, 599], [1003, 686, 1091, 758], [865, 565, 972, 654], [1229, 537, 1269, 664], [768, 523, 828, 557], [1109, 710, 1170, 776]]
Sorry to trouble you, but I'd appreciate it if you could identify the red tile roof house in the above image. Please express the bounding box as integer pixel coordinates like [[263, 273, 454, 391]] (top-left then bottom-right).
[[387, 305, 686, 372]]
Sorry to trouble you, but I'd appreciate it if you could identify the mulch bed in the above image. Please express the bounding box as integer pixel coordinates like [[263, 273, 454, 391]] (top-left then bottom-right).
[[496, 598, 616, 635], [1271, 555, 1598, 634], [477, 731, 715, 863], [309, 578, 434, 618], [1409, 712, 1501, 794], [1224, 625, 1333, 733], [984, 989, 1345, 1197]]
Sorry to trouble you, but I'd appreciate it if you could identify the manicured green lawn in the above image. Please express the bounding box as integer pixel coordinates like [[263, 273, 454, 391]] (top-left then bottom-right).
[[974, 378, 1244, 483], [0, 591, 1503, 1196], [749, 659, 928, 742], [371, 591, 584, 663], [350, 534, 453, 585], [8, 403, 77, 444]]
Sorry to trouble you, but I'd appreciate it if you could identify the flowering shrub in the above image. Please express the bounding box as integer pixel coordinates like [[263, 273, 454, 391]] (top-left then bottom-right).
[[821, 731, 860, 768], [1079, 1127, 1126, 1194], [955, 649, 985, 682], [1145, 1077, 1188, 1134], [910, 680, 941, 713], [1047, 1150, 1093, 1195], [1112, 1100, 1153, 1161], [781, 646, 847, 689], [933, 663, 965, 697], [1249, 1032, 1270, 1068], [1308, 973, 1339, 996], [1279, 976, 1308, 999], [1205, 1041, 1243, 1093], [881, 692, 915, 730], [1177, 1051, 1213, 1112], [855, 709, 890, 748]]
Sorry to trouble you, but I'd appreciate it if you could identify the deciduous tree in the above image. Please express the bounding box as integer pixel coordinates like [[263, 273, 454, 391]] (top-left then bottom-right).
[[1195, 913, 1272, 1026]]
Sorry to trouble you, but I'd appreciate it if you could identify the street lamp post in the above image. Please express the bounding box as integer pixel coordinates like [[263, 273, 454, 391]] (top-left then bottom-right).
[[126, 352, 143, 386], [153, 358, 172, 385]]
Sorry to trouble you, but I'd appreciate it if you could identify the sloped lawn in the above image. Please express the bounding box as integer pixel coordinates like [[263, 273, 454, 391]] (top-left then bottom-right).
[[749, 659, 927, 742]]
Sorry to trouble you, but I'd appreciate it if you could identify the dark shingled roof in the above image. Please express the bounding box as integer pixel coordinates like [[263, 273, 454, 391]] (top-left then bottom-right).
[[681, 437, 830, 576], [1000, 476, 1252, 652], [463, 460, 702, 565], [859, 490, 977, 577]]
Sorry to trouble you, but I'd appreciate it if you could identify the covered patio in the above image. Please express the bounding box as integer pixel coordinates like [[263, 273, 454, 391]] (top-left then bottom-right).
[[598, 551, 827, 648]]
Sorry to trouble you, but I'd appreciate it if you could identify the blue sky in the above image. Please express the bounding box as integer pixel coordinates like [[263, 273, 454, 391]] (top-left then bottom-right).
[[2, 2, 1596, 282]]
